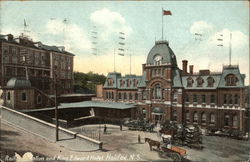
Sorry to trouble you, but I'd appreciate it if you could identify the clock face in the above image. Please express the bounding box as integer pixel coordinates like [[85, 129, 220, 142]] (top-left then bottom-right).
[[154, 55, 162, 61]]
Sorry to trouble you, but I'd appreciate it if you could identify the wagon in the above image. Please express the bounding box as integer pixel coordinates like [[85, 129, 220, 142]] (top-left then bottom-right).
[[160, 144, 187, 162]]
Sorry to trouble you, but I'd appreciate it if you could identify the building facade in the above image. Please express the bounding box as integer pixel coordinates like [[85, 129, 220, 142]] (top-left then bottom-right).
[[100, 40, 250, 132], [0, 34, 74, 95]]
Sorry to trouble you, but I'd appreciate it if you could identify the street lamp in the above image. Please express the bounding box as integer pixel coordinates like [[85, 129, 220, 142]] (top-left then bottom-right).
[[54, 65, 59, 141]]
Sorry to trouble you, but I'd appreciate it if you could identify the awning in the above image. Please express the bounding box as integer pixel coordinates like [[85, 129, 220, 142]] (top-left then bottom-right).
[[152, 107, 164, 115]]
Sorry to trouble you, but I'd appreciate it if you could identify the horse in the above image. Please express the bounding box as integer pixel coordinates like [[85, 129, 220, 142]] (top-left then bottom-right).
[[145, 137, 161, 151]]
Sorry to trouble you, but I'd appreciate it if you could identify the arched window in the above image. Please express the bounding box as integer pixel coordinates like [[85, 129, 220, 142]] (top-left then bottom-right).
[[224, 114, 230, 126], [21, 92, 27, 101], [233, 114, 238, 128], [201, 112, 206, 125], [120, 80, 124, 87], [133, 79, 138, 87], [207, 77, 215, 87], [154, 84, 162, 99], [185, 111, 190, 122], [225, 74, 238, 86], [127, 79, 131, 87], [187, 77, 194, 87], [107, 78, 114, 86], [210, 113, 215, 124], [193, 112, 198, 123], [7, 91, 11, 101], [172, 110, 177, 121], [196, 77, 204, 87]]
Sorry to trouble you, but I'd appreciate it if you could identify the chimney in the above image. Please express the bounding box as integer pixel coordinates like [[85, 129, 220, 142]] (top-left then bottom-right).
[[182, 60, 188, 74], [7, 34, 13, 41], [189, 65, 194, 74]]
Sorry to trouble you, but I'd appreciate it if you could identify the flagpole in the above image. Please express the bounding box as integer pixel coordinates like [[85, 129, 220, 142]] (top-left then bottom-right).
[[162, 8, 163, 40]]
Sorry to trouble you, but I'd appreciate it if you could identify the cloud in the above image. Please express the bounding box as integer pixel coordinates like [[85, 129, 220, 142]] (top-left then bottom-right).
[[190, 21, 214, 35], [45, 19, 91, 54]]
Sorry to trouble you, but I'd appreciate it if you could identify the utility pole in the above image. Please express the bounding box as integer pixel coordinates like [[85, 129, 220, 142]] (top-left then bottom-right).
[[54, 65, 59, 141]]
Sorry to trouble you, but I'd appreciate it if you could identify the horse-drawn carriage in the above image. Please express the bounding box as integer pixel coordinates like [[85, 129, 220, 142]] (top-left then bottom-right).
[[145, 137, 187, 162], [124, 119, 155, 132]]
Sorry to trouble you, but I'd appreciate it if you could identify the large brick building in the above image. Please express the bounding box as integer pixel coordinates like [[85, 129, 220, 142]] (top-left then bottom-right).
[[0, 34, 74, 95], [98, 40, 250, 132], [0, 34, 74, 109]]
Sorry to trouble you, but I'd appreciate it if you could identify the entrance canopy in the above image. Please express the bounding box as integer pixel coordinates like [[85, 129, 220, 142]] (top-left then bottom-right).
[[152, 107, 164, 115]]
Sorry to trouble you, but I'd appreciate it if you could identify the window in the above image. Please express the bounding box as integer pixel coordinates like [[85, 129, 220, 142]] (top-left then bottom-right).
[[129, 93, 132, 100], [193, 94, 197, 103], [106, 92, 108, 99], [107, 78, 114, 86], [172, 110, 177, 121], [193, 112, 198, 123], [111, 92, 114, 99], [142, 108, 146, 119], [224, 114, 230, 126], [234, 94, 239, 105], [120, 80, 124, 87], [118, 93, 121, 99], [202, 94, 206, 103], [233, 114, 238, 128], [124, 93, 127, 100], [228, 94, 233, 104], [153, 84, 162, 99], [21, 92, 27, 101], [3, 47, 9, 63], [224, 94, 227, 104], [172, 91, 178, 102], [37, 95, 42, 104], [197, 77, 204, 87], [133, 79, 138, 87], [207, 77, 215, 87], [135, 93, 138, 100], [142, 90, 146, 100], [12, 47, 17, 63], [185, 94, 189, 103], [210, 113, 215, 124], [201, 112, 206, 125], [7, 92, 11, 101], [185, 111, 190, 122], [210, 94, 215, 103], [187, 77, 194, 87], [225, 74, 238, 86]]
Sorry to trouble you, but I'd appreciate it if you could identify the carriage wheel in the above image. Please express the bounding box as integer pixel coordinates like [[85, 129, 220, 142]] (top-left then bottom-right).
[[171, 153, 181, 162]]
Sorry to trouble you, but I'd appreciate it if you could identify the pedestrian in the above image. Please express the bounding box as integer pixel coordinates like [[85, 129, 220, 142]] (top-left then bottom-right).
[[120, 123, 122, 131], [138, 134, 141, 144], [104, 124, 107, 134]]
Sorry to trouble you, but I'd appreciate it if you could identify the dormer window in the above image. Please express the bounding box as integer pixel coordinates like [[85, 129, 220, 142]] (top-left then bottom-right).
[[225, 74, 238, 86], [153, 54, 163, 65], [187, 77, 194, 87], [133, 79, 138, 87], [207, 77, 215, 87], [107, 78, 114, 86], [127, 79, 131, 87], [196, 77, 204, 87]]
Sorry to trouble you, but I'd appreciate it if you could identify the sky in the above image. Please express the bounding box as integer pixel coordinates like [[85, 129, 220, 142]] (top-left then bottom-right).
[[0, 1, 249, 85]]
